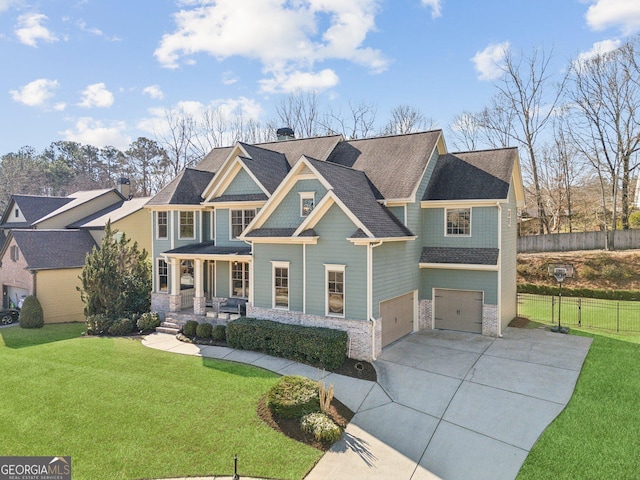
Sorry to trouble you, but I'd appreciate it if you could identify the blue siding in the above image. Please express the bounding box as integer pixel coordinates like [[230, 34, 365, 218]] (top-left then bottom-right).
[[388, 206, 405, 224], [253, 244, 303, 311], [421, 269, 498, 304], [500, 186, 518, 326], [216, 261, 230, 298], [224, 168, 264, 195], [305, 204, 367, 319], [423, 207, 498, 248], [263, 179, 327, 229], [372, 240, 419, 317]]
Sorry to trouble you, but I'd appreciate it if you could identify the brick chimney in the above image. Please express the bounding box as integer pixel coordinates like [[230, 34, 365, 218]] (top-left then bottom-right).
[[117, 177, 131, 199]]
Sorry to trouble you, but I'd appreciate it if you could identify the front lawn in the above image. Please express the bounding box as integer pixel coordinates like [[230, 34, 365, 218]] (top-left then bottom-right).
[[0, 324, 322, 480], [517, 331, 640, 479]]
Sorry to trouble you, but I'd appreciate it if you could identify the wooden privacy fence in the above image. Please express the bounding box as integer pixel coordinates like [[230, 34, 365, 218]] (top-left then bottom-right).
[[517, 293, 640, 333], [517, 229, 640, 252]]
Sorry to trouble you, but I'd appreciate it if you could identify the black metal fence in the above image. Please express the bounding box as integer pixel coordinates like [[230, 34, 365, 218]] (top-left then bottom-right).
[[517, 293, 640, 333]]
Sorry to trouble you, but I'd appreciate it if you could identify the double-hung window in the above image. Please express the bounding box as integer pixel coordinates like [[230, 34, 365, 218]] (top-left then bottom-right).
[[272, 262, 289, 309], [446, 208, 471, 236], [231, 209, 255, 239], [157, 259, 168, 292], [299, 192, 315, 217], [179, 211, 195, 239], [326, 265, 345, 317], [157, 211, 168, 239], [232, 262, 250, 298]]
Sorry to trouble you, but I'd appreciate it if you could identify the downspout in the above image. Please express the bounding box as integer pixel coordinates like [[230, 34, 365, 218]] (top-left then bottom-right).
[[368, 240, 383, 361], [303, 243, 306, 313], [497, 201, 503, 337]]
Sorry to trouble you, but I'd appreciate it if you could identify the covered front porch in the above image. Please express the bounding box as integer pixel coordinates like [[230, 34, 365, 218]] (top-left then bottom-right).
[[158, 242, 252, 317]]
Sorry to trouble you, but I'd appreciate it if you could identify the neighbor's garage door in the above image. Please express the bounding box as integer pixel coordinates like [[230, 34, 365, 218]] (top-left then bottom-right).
[[434, 289, 483, 334], [381, 292, 414, 347]]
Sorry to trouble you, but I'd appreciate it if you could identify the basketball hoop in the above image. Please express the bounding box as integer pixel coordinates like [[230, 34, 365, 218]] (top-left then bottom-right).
[[547, 263, 574, 334]]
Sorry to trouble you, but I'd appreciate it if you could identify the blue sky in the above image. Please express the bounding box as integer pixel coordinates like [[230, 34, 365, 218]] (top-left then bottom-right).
[[1, 0, 639, 155]]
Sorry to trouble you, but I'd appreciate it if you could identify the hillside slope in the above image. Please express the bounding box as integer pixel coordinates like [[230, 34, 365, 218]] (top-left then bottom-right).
[[517, 250, 640, 291]]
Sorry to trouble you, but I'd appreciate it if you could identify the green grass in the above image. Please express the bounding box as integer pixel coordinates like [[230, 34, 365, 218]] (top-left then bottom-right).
[[0, 324, 322, 480], [518, 293, 640, 338], [517, 331, 640, 479]]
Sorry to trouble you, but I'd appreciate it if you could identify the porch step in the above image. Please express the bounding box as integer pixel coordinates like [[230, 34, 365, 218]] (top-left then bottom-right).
[[156, 321, 181, 335]]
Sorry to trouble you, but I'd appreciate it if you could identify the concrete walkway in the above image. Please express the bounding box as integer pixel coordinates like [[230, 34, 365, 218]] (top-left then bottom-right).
[[142, 327, 592, 480]]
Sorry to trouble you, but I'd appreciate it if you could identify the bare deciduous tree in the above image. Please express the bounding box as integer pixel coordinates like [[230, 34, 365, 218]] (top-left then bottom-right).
[[381, 104, 436, 135]]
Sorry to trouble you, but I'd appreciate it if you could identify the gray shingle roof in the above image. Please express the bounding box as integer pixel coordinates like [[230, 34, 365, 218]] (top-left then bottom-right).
[[147, 168, 215, 206], [326, 131, 441, 200], [164, 243, 251, 256], [308, 158, 414, 239], [209, 193, 268, 203], [244, 228, 297, 238], [11, 229, 97, 270], [238, 143, 291, 193], [196, 135, 343, 172], [1, 195, 72, 226], [420, 247, 499, 265], [422, 148, 517, 201]]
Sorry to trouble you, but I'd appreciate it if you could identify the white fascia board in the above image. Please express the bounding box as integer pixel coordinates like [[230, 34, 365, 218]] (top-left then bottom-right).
[[241, 236, 318, 245], [235, 158, 271, 197], [162, 252, 252, 262], [419, 262, 498, 271], [349, 236, 417, 246], [407, 131, 445, 203], [206, 200, 266, 210], [420, 199, 503, 208], [201, 144, 250, 201], [146, 205, 204, 211]]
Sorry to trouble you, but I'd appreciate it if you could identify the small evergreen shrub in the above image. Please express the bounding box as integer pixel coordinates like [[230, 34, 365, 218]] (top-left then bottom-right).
[[183, 320, 198, 337], [301, 412, 342, 443], [136, 312, 160, 332], [86, 314, 113, 335], [107, 317, 136, 336], [196, 322, 213, 338], [19, 295, 44, 329], [212, 324, 227, 341], [266, 375, 320, 419], [518, 283, 640, 301]]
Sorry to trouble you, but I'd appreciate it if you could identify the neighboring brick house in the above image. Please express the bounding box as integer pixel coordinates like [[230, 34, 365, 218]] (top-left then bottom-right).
[[0, 179, 151, 322], [147, 131, 524, 361]]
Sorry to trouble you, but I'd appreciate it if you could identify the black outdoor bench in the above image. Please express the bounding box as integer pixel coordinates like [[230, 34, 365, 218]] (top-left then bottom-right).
[[218, 298, 247, 316]]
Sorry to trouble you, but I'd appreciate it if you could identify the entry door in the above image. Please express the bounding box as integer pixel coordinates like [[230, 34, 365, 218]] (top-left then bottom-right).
[[381, 292, 414, 347], [434, 289, 483, 334]]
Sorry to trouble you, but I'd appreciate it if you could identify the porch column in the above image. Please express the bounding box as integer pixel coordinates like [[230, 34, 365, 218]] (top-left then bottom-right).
[[193, 258, 206, 315], [169, 257, 181, 312]]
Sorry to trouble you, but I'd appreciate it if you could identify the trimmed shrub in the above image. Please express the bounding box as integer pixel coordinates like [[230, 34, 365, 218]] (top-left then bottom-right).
[[136, 312, 160, 332], [86, 314, 114, 335], [196, 322, 213, 338], [301, 412, 342, 443], [518, 283, 640, 301], [183, 320, 198, 337], [227, 318, 347, 370], [108, 317, 136, 336], [212, 324, 227, 341], [266, 375, 319, 419], [19, 295, 44, 329]]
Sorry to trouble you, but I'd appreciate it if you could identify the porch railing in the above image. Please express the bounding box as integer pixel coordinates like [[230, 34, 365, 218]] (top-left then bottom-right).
[[181, 289, 195, 309]]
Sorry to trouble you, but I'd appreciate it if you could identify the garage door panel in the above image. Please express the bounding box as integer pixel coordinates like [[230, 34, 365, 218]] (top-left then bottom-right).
[[381, 292, 414, 347], [434, 289, 482, 334]]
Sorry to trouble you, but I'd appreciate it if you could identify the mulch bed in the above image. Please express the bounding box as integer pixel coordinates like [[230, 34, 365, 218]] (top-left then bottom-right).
[[257, 395, 354, 451], [509, 317, 531, 328]]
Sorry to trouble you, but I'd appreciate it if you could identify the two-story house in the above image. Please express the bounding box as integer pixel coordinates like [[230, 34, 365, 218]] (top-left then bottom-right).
[[0, 179, 151, 323], [147, 130, 524, 361]]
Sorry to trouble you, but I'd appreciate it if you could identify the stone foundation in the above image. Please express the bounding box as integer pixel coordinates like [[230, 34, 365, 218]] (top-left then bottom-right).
[[193, 296, 206, 315], [419, 299, 433, 330], [247, 305, 380, 361], [169, 294, 181, 312]]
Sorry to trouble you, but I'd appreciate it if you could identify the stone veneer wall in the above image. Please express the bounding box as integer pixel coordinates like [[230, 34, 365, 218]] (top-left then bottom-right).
[[151, 293, 169, 320], [247, 305, 380, 361], [419, 299, 499, 337]]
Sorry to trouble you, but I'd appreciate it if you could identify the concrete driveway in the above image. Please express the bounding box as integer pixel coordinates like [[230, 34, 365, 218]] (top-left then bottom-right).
[[307, 327, 592, 480]]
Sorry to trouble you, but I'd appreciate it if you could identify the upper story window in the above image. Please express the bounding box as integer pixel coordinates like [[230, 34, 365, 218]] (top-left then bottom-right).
[[446, 208, 471, 236], [299, 192, 315, 217], [179, 211, 195, 239], [231, 209, 255, 239], [14, 208, 19, 218], [157, 211, 168, 239], [10, 245, 19, 262]]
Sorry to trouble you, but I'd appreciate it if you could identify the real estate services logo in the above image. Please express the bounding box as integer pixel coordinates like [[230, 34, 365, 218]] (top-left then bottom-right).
[[0, 456, 71, 480]]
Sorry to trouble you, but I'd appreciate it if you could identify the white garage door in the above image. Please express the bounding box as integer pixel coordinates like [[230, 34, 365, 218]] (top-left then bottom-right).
[[381, 292, 414, 347], [434, 289, 483, 334]]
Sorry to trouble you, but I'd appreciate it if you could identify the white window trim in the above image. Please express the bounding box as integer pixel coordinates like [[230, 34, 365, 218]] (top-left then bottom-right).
[[156, 258, 168, 293], [299, 191, 315, 217], [325, 264, 346, 318], [210, 210, 216, 242], [229, 209, 256, 240], [507, 208, 512, 227], [271, 261, 290, 310], [230, 261, 250, 298], [156, 211, 169, 240], [444, 207, 472, 237], [178, 211, 196, 240]]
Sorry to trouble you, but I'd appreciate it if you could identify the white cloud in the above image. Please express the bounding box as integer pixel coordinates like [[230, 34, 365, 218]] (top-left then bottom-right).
[[0, 0, 22, 13], [259, 68, 339, 93], [154, 0, 387, 91], [76, 19, 121, 41], [61, 117, 130, 149], [142, 85, 164, 99], [421, 0, 442, 19], [577, 38, 622, 64], [10, 78, 59, 106], [15, 13, 59, 47], [79, 83, 114, 108], [472, 41, 510, 81], [222, 71, 238, 85], [585, 0, 640, 34]]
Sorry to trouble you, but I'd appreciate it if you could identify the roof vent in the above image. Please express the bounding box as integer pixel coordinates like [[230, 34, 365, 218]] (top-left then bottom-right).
[[276, 127, 295, 141]]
